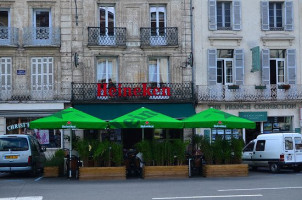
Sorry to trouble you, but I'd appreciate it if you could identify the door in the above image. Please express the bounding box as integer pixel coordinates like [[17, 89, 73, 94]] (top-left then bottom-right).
[[294, 137, 302, 163], [150, 6, 166, 45], [252, 140, 267, 167], [99, 6, 115, 45], [284, 135, 295, 163], [33, 9, 51, 45], [270, 58, 285, 85], [242, 140, 255, 166], [217, 59, 233, 85]]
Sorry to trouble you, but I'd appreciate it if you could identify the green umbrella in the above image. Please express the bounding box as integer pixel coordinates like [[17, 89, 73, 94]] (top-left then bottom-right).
[[29, 107, 107, 129], [109, 107, 183, 139], [29, 107, 107, 178], [182, 107, 256, 129]]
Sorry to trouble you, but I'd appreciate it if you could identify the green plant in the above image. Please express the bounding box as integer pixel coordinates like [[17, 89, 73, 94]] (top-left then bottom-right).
[[44, 149, 65, 167], [231, 138, 245, 164], [212, 137, 225, 164], [135, 140, 153, 166], [111, 142, 123, 167], [200, 138, 213, 165], [75, 139, 90, 161], [172, 139, 187, 165], [93, 140, 111, 166]]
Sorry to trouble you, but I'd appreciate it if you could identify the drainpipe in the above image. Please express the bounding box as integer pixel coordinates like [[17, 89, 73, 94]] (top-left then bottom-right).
[[190, 0, 194, 90]]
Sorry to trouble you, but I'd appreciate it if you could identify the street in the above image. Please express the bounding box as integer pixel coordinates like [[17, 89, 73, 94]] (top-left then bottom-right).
[[0, 168, 301, 200]]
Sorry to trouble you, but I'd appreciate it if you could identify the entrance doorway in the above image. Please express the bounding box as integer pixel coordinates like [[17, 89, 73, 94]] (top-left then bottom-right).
[[245, 122, 261, 144]]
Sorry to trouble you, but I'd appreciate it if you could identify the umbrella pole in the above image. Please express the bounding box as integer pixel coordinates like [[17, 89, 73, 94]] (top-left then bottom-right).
[[69, 129, 72, 178], [142, 128, 144, 140]]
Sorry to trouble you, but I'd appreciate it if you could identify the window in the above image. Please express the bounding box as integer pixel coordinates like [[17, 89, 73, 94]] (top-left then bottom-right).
[[285, 137, 293, 150], [96, 57, 118, 83], [150, 5, 166, 36], [148, 57, 169, 85], [0, 57, 12, 90], [243, 141, 255, 152], [261, 49, 296, 85], [261, 1, 293, 31], [217, 2, 231, 30], [0, 9, 9, 40], [31, 57, 53, 91], [208, 49, 244, 85], [256, 140, 266, 151], [34, 9, 51, 42], [294, 137, 302, 150], [99, 6, 115, 36], [209, 0, 241, 31]]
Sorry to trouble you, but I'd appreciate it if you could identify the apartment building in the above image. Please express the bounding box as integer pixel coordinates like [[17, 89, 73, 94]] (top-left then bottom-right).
[[0, 0, 194, 148], [193, 0, 301, 142]]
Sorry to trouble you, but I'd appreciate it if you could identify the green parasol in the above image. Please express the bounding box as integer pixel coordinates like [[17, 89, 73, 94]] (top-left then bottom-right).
[[182, 107, 256, 129], [109, 107, 183, 139], [29, 107, 107, 178]]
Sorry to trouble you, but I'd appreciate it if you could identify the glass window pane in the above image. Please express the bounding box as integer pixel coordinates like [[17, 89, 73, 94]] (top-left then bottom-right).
[[285, 137, 293, 150]]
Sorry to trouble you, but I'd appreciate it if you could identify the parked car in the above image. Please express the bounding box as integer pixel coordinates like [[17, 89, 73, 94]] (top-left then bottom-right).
[[242, 133, 302, 173], [0, 134, 46, 175]]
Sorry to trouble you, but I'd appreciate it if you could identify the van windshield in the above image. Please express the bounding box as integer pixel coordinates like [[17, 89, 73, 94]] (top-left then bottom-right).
[[0, 138, 29, 151]]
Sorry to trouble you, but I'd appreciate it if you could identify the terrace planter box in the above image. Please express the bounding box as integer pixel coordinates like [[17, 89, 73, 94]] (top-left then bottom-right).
[[43, 166, 59, 177], [79, 166, 126, 180], [278, 84, 291, 90], [203, 164, 248, 178], [143, 165, 189, 179]]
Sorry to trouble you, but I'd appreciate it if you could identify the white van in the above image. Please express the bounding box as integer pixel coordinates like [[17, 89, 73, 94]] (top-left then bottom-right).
[[242, 133, 302, 173], [0, 134, 46, 175]]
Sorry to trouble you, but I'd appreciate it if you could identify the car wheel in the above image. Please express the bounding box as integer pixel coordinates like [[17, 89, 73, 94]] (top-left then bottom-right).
[[269, 163, 280, 173]]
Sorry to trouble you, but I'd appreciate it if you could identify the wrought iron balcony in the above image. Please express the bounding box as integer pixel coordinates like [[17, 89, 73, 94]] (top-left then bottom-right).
[[197, 84, 302, 102], [0, 83, 71, 102], [72, 82, 193, 103], [23, 27, 61, 47], [0, 27, 19, 47], [140, 27, 178, 47], [88, 27, 126, 46]]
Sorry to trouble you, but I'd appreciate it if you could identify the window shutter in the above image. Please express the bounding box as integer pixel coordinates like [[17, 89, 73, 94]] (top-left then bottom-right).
[[208, 49, 217, 85], [261, 1, 269, 30], [234, 49, 244, 85], [233, 0, 241, 30], [287, 49, 296, 84], [261, 49, 270, 85], [208, 0, 217, 30], [285, 1, 293, 31]]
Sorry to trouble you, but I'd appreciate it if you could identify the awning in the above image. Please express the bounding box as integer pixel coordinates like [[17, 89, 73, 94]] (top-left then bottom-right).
[[74, 103, 195, 121]]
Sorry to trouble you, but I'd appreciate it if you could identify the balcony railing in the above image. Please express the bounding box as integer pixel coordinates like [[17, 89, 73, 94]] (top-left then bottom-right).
[[140, 27, 178, 47], [88, 27, 126, 46], [0, 83, 71, 102], [72, 82, 193, 103], [197, 84, 302, 102], [0, 27, 19, 47], [23, 27, 61, 47]]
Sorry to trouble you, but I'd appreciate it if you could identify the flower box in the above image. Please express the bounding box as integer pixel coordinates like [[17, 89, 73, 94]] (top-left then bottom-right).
[[79, 166, 126, 180], [203, 164, 248, 177], [278, 84, 291, 90], [227, 85, 239, 89], [43, 166, 59, 177], [255, 85, 266, 89], [143, 165, 189, 179]]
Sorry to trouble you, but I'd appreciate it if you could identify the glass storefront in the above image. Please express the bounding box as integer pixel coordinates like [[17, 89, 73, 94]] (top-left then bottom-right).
[[263, 116, 292, 133]]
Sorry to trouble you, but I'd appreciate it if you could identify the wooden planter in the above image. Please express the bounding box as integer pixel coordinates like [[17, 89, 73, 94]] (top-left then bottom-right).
[[43, 166, 59, 177], [143, 165, 189, 179], [203, 164, 248, 177], [79, 166, 126, 180]]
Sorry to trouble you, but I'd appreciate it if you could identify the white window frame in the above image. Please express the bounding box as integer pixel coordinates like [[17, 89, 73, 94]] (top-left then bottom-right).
[[217, 1, 232, 30], [0, 9, 10, 42], [270, 58, 286, 84], [269, 2, 283, 30], [96, 57, 118, 83], [148, 57, 169, 85], [31, 57, 53, 91], [98, 6, 115, 45], [150, 5, 166, 36], [217, 58, 233, 85], [0, 57, 12, 90]]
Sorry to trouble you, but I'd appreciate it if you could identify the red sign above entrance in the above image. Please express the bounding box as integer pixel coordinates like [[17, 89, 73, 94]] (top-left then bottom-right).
[[97, 83, 171, 97]]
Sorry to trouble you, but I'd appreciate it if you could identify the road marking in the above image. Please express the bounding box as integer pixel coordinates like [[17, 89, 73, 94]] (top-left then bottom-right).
[[218, 186, 302, 192], [0, 196, 43, 200], [34, 177, 43, 182], [152, 194, 263, 199]]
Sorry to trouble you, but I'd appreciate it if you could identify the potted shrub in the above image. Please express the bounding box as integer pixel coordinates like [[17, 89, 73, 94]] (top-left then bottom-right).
[[278, 84, 291, 90], [138, 139, 189, 179], [44, 149, 65, 177], [228, 85, 239, 89], [202, 138, 248, 178], [255, 85, 267, 89], [79, 141, 126, 180]]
